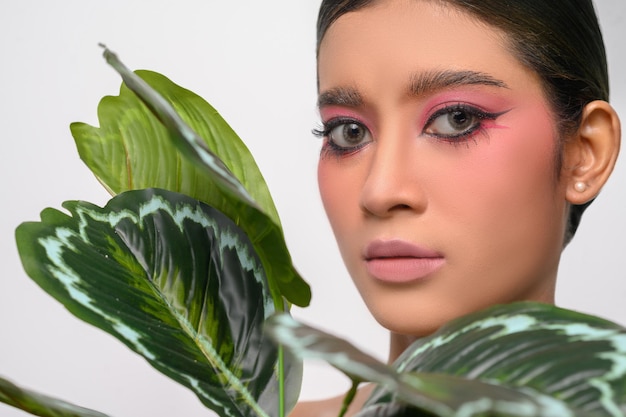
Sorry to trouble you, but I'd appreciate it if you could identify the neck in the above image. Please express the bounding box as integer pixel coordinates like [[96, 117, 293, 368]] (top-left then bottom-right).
[[388, 332, 417, 363], [386, 293, 558, 364]]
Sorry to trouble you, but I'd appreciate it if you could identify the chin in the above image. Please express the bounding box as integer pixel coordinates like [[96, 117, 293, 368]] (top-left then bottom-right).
[[367, 294, 522, 339], [369, 302, 463, 338]]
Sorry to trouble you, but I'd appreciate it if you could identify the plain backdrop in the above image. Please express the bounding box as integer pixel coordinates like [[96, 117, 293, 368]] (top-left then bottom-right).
[[0, 1, 624, 416]]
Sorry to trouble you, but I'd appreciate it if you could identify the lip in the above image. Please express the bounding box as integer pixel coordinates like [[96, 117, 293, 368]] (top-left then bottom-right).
[[364, 239, 445, 283]]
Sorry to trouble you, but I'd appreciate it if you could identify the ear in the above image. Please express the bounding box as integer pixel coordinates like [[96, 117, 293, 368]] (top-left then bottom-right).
[[563, 100, 621, 205]]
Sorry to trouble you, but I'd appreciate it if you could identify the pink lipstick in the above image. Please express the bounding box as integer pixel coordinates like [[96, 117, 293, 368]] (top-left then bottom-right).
[[364, 239, 444, 283]]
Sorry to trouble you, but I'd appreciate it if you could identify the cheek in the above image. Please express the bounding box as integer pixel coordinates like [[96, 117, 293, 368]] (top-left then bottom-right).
[[317, 157, 366, 271], [436, 108, 564, 259], [318, 159, 344, 230], [482, 112, 558, 203]]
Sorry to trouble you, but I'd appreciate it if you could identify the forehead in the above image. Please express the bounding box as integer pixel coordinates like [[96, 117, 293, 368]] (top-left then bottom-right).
[[317, 0, 537, 97]]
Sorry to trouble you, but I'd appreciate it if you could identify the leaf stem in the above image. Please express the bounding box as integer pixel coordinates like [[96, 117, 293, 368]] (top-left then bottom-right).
[[279, 345, 285, 417], [337, 381, 360, 417]]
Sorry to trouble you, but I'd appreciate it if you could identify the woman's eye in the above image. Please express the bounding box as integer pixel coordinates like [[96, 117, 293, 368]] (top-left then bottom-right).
[[326, 121, 372, 149], [330, 122, 367, 145], [423, 105, 504, 140]]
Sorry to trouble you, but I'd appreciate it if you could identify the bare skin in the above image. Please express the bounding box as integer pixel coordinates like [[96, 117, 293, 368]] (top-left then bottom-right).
[[290, 384, 375, 417]]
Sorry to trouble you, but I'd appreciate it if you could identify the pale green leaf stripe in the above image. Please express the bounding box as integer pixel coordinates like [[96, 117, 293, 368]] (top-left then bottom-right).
[[0, 376, 111, 417]]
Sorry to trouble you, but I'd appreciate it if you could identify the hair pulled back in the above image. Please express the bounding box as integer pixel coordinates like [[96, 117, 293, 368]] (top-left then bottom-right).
[[316, 0, 609, 245]]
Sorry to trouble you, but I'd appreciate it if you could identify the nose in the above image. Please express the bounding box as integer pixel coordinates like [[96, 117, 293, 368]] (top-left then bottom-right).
[[359, 131, 427, 218]]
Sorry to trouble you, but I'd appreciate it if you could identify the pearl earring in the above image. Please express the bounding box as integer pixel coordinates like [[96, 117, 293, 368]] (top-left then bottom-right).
[[574, 182, 587, 193]]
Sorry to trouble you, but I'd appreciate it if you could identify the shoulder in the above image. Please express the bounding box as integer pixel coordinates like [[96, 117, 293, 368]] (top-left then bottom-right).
[[289, 396, 345, 417], [289, 384, 375, 417]]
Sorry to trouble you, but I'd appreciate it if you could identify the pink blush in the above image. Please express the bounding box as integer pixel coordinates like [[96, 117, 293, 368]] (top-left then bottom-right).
[[480, 121, 509, 130]]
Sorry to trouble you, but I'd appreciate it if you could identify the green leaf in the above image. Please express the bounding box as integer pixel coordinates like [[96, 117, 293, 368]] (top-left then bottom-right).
[[16, 189, 302, 417], [358, 373, 593, 417], [266, 314, 582, 416], [70, 47, 310, 308], [267, 303, 626, 417], [70, 59, 278, 226], [383, 302, 626, 416], [266, 313, 395, 384], [0, 375, 110, 417]]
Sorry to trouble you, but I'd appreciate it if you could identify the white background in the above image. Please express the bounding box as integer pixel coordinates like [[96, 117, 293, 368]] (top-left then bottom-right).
[[0, 1, 624, 416]]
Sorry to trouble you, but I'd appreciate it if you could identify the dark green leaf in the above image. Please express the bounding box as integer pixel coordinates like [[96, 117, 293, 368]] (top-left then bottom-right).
[[16, 189, 302, 417], [353, 402, 419, 417], [0, 375, 110, 417], [359, 372, 595, 417], [70, 47, 310, 307]]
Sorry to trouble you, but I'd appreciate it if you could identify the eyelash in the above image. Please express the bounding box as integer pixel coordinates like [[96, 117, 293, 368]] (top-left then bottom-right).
[[423, 103, 506, 143], [313, 104, 508, 156], [312, 117, 371, 157]]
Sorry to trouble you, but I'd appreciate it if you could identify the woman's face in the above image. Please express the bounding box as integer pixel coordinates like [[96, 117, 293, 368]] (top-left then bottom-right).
[[317, 0, 570, 336]]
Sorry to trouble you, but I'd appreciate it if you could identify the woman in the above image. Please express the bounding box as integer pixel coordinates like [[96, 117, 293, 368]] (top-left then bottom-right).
[[293, 0, 621, 415]]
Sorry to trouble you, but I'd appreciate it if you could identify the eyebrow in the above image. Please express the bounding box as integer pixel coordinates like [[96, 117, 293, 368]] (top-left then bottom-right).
[[317, 86, 363, 108], [409, 69, 509, 96], [317, 70, 508, 109]]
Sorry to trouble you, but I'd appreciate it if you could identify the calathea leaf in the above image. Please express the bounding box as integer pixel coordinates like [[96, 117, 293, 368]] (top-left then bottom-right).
[[377, 302, 626, 417], [16, 189, 302, 417], [267, 303, 626, 417], [0, 376, 111, 417], [70, 46, 310, 308], [357, 372, 590, 417]]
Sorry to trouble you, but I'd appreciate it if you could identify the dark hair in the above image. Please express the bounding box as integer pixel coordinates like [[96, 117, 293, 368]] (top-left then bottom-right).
[[316, 0, 609, 246]]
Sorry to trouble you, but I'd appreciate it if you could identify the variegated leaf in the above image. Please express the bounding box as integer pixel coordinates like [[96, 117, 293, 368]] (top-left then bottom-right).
[[267, 313, 587, 416], [16, 189, 301, 417], [0, 376, 110, 417], [379, 302, 626, 416], [358, 372, 592, 417], [267, 303, 626, 417]]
